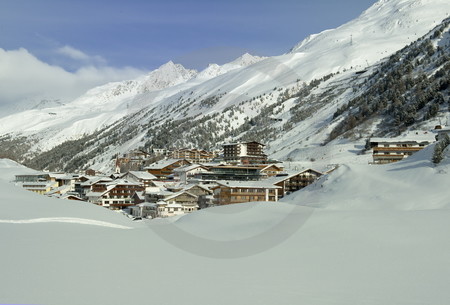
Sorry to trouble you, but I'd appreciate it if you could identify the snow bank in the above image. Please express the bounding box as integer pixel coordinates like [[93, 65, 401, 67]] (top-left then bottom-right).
[[1, 144, 450, 305]]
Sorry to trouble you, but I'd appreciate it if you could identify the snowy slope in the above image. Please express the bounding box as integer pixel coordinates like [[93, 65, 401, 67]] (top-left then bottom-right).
[[196, 53, 266, 80], [1, 142, 450, 304]]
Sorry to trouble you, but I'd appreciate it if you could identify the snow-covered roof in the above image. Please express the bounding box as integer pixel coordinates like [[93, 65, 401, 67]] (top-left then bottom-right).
[[164, 190, 198, 201], [61, 194, 84, 201], [85, 191, 105, 198], [172, 164, 208, 173], [185, 184, 212, 192], [44, 185, 71, 195], [216, 180, 281, 189], [144, 159, 187, 170], [80, 177, 113, 186], [136, 202, 157, 208], [133, 191, 145, 200], [128, 171, 157, 180], [145, 186, 163, 194], [105, 179, 142, 187], [48, 173, 74, 180]]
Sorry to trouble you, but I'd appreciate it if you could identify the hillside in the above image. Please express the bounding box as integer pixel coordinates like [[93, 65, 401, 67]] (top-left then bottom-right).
[[0, 0, 450, 172], [1, 138, 450, 304]]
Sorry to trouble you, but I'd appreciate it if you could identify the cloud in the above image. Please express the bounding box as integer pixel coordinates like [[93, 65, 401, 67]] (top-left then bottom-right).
[[56, 45, 106, 65], [0, 47, 147, 115]]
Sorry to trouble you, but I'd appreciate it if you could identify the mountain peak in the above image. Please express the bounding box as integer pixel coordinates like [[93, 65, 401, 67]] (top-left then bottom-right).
[[138, 61, 198, 92], [289, 0, 450, 54], [196, 53, 266, 80], [229, 53, 266, 66]]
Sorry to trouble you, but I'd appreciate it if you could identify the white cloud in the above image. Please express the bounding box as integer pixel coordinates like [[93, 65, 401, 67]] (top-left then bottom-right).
[[0, 47, 147, 114], [56, 45, 106, 65]]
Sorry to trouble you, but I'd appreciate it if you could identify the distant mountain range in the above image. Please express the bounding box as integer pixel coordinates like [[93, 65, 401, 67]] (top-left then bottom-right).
[[0, 0, 449, 172]]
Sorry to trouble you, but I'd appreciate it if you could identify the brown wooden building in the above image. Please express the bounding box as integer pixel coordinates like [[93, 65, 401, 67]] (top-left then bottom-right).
[[144, 159, 191, 179], [213, 181, 281, 205], [271, 169, 324, 198]]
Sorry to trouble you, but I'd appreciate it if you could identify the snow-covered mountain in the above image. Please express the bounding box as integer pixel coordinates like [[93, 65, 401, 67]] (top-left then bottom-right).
[[1, 0, 450, 171], [196, 53, 266, 80]]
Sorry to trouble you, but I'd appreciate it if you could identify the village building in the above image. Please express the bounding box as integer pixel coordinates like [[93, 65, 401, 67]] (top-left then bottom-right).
[[258, 164, 285, 177], [163, 190, 199, 212], [172, 164, 210, 183], [144, 159, 191, 179], [85, 169, 96, 176], [20, 181, 59, 195], [86, 179, 145, 210], [115, 149, 152, 173], [434, 127, 450, 141], [151, 187, 201, 218], [123, 171, 158, 187], [152, 148, 168, 157], [269, 168, 324, 198], [196, 164, 264, 181], [143, 183, 174, 203], [129, 202, 158, 219], [195, 163, 283, 181], [15, 172, 76, 195], [213, 181, 281, 205], [60, 193, 85, 201], [76, 176, 113, 200], [15, 173, 50, 184], [169, 148, 216, 163], [223, 141, 268, 164], [156, 202, 186, 218], [370, 132, 435, 164]]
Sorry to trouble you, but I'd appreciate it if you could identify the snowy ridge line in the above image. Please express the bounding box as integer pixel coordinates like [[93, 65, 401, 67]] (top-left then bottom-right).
[[0, 217, 133, 229]]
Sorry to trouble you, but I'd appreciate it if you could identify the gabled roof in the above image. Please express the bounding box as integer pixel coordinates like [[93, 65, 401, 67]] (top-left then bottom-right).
[[265, 168, 325, 184], [164, 190, 198, 201], [184, 184, 213, 193], [128, 171, 157, 180], [61, 194, 84, 201], [258, 164, 285, 171], [86, 191, 107, 198], [172, 164, 209, 173], [144, 159, 190, 170], [80, 176, 113, 187], [132, 191, 146, 201], [104, 179, 143, 187]]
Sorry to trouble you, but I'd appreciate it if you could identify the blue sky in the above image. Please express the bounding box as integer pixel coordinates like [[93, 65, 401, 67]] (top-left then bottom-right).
[[0, 0, 377, 110], [1, 0, 377, 70]]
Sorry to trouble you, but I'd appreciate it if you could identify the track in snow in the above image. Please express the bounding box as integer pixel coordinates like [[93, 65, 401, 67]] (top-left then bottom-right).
[[0, 217, 133, 229]]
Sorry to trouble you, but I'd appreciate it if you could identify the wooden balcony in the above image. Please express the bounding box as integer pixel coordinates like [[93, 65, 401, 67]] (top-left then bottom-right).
[[373, 146, 423, 152]]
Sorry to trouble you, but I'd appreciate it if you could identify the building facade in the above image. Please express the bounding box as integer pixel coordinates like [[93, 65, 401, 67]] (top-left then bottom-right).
[[370, 137, 433, 164], [223, 141, 268, 164], [213, 181, 280, 205]]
